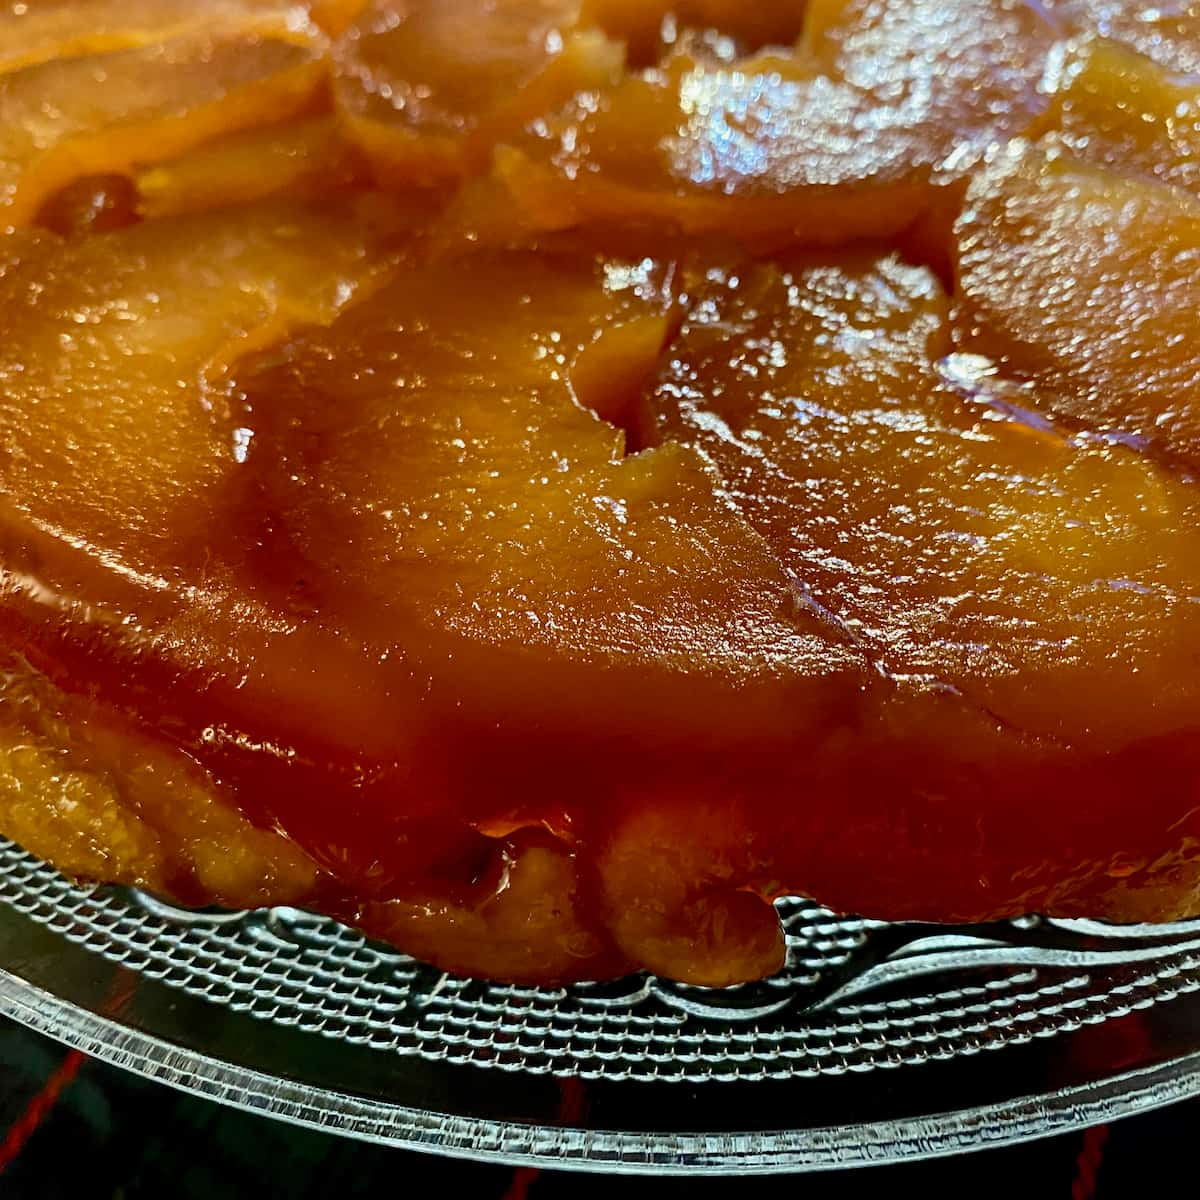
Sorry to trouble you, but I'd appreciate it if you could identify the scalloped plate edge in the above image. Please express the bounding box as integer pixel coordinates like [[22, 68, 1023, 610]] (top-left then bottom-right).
[[4, 966, 1200, 1174]]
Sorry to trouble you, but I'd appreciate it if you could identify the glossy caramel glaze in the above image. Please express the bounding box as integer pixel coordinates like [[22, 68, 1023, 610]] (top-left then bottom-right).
[[2, 0, 1200, 987]]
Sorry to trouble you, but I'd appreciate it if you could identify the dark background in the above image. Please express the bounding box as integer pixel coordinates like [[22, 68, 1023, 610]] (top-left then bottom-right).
[[0, 1018, 1192, 1198]]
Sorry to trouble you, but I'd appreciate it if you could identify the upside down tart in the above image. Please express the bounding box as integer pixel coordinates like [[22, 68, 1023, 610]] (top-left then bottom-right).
[[2, 0, 1200, 987]]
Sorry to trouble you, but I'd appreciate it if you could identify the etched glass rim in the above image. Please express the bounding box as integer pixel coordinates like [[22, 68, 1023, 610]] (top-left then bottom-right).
[[3, 966, 1200, 1174], [7, 830, 1200, 1173]]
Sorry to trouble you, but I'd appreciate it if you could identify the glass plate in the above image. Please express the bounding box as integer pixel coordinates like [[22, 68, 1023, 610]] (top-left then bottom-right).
[[2, 835, 1200, 1174]]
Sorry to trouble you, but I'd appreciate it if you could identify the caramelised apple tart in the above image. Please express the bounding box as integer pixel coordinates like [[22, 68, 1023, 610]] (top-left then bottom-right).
[[3, 0, 1200, 988]]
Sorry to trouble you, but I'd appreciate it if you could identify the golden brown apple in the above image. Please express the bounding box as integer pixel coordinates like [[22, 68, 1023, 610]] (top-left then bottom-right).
[[954, 145, 1200, 467], [0, 24, 327, 226]]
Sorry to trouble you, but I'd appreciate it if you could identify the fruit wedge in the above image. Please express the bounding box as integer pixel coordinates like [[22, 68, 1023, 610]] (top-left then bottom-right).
[[336, 0, 1055, 244], [0, 234, 864, 981], [491, 0, 1057, 243], [227, 247, 866, 972], [1033, 37, 1200, 195], [1045, 0, 1200, 75], [649, 246, 1200, 748], [239, 247, 855, 738], [627, 243, 1200, 933], [0, 194, 409, 772], [0, 193, 407, 905], [0, 199, 392, 568], [0, 24, 327, 226], [0, 0, 321, 76], [802, 0, 1060, 126], [0, 654, 320, 907], [135, 116, 367, 219], [333, 0, 622, 186], [954, 145, 1200, 467], [332, 0, 809, 189]]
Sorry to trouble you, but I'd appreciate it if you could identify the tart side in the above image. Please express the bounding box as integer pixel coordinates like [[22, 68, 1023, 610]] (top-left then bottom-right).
[[2, 0, 1200, 986]]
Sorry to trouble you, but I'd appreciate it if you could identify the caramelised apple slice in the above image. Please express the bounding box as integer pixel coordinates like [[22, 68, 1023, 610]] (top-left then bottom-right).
[[0, 652, 321, 908], [1032, 37, 1200, 195], [0, 232, 865, 984], [578, 0, 807, 65], [954, 145, 1200, 466], [227, 246, 866, 980], [628, 243, 1200, 932], [648, 247, 1200, 747], [1045, 0, 1200, 76], [239, 248, 857, 742], [337, 0, 1056, 244], [332, 0, 807, 190], [800, 0, 1060, 128], [357, 832, 630, 983], [0, 194, 448, 904], [134, 116, 368, 219], [0, 23, 327, 226], [0, 0, 321, 76], [0, 198, 393, 572], [491, 0, 1058, 244], [333, 0, 622, 186], [0, 199, 395, 913]]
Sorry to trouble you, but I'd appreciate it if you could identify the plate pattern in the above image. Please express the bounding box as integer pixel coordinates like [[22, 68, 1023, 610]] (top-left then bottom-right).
[[4, 837, 1200, 1083]]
